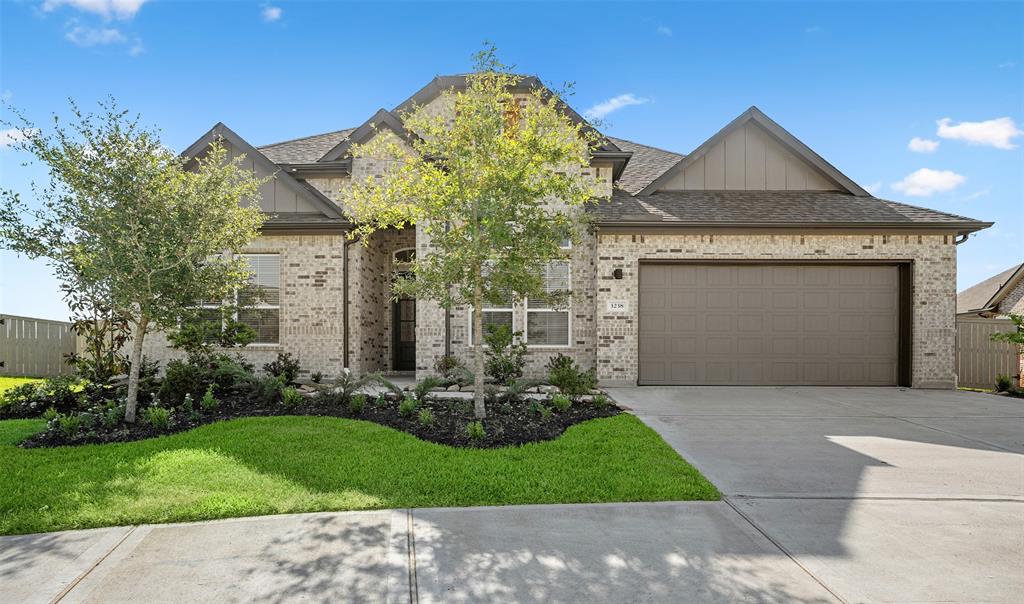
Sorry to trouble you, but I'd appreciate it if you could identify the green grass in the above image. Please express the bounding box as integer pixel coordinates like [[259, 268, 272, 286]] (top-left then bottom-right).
[[0, 376, 43, 395], [0, 414, 718, 535]]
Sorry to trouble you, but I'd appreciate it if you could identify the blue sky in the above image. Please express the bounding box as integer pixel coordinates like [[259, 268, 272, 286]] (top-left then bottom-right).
[[2, 1, 1022, 321]]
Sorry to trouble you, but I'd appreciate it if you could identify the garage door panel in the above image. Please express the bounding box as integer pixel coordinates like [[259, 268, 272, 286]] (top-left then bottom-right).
[[639, 264, 900, 386]]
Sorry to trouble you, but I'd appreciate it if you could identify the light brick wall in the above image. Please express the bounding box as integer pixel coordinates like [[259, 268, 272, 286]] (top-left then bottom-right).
[[593, 232, 959, 389], [141, 233, 346, 378]]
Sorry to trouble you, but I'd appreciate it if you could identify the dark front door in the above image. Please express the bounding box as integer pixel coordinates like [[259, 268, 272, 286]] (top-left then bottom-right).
[[392, 296, 416, 371]]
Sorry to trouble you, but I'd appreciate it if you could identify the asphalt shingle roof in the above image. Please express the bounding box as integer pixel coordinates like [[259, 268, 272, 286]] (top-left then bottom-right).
[[592, 189, 988, 228], [957, 263, 1023, 313], [258, 128, 356, 164], [607, 137, 684, 195]]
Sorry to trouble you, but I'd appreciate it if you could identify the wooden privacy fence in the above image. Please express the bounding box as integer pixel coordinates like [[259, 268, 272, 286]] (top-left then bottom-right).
[[956, 315, 1020, 389], [0, 314, 77, 377]]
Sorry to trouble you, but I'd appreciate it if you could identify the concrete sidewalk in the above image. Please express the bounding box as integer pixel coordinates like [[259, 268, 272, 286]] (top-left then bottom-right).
[[2, 503, 839, 604]]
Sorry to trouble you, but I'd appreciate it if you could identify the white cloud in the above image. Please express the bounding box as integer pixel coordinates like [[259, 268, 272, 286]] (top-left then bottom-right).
[[805, 25, 823, 34], [584, 93, 650, 120], [0, 128, 38, 149], [908, 137, 939, 153], [936, 117, 1023, 150], [891, 168, 966, 197], [656, 25, 672, 36], [261, 5, 282, 22], [963, 188, 991, 201], [42, 0, 147, 20], [129, 37, 144, 55], [65, 24, 125, 46], [864, 181, 882, 195], [998, 61, 1016, 69]]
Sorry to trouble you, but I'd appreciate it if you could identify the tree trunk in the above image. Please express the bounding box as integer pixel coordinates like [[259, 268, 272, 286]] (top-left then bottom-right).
[[124, 316, 149, 423], [472, 276, 486, 419]]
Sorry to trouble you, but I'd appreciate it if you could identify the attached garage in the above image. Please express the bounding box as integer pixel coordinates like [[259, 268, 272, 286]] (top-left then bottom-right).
[[638, 263, 909, 386]]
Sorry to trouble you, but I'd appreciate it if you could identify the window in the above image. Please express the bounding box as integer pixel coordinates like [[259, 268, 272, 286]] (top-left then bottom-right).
[[468, 292, 514, 344], [526, 260, 570, 347], [236, 254, 280, 344]]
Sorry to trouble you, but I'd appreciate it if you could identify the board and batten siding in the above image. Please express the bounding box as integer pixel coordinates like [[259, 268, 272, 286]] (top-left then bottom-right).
[[660, 122, 841, 191], [956, 315, 1020, 389], [223, 140, 324, 214]]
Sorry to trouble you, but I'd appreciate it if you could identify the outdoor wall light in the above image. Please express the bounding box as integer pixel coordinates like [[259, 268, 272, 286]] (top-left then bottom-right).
[[613, 268, 623, 280]]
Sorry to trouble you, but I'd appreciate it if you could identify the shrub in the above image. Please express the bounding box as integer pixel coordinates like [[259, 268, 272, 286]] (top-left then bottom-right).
[[550, 393, 572, 412], [101, 402, 124, 428], [281, 386, 304, 408], [57, 413, 82, 437], [538, 404, 553, 420], [251, 374, 285, 406], [311, 371, 324, 384], [263, 352, 301, 384], [498, 402, 513, 414], [414, 376, 445, 401], [484, 325, 527, 385], [158, 360, 207, 407], [0, 376, 87, 419], [398, 395, 418, 417], [42, 407, 59, 422], [143, 406, 171, 430], [465, 420, 486, 441], [200, 385, 219, 411], [546, 354, 598, 397], [348, 393, 367, 415], [434, 355, 465, 381], [209, 354, 254, 393], [374, 394, 388, 408], [996, 374, 1013, 392], [418, 408, 435, 426], [181, 393, 194, 413], [591, 394, 609, 410]]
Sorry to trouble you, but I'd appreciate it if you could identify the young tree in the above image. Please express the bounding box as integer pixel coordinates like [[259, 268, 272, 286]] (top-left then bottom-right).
[[0, 99, 265, 422], [991, 313, 1024, 386], [341, 46, 603, 418]]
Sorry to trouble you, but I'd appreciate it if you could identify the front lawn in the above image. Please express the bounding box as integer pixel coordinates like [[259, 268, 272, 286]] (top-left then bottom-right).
[[0, 414, 718, 535], [0, 376, 43, 395]]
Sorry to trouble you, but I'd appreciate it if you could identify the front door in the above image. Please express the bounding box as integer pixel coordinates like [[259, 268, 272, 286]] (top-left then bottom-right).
[[392, 295, 416, 371]]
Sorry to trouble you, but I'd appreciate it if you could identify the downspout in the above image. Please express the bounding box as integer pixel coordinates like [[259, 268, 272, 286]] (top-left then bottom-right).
[[343, 235, 350, 370]]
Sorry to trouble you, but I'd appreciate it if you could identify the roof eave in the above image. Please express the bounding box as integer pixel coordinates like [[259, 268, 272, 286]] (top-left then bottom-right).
[[595, 220, 993, 233]]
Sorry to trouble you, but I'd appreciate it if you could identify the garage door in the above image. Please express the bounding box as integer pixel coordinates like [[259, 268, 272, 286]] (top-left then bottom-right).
[[638, 264, 900, 385]]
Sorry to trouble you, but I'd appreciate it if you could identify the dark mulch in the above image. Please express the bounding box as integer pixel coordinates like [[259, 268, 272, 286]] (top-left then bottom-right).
[[20, 391, 620, 449]]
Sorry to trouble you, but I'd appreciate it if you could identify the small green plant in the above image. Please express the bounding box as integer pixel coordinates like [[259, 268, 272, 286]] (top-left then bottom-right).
[[398, 394, 419, 417], [498, 402, 513, 414], [591, 394, 609, 410], [465, 420, 486, 441], [101, 403, 124, 428], [546, 353, 598, 397], [484, 325, 528, 386], [434, 354, 465, 380], [348, 393, 367, 415], [537, 403, 553, 420], [200, 385, 219, 411], [374, 394, 388, 407], [252, 374, 285, 406], [42, 407, 59, 423], [418, 408, 435, 426], [550, 393, 572, 412], [57, 413, 82, 437], [143, 406, 170, 430], [996, 374, 1013, 392], [263, 352, 301, 384], [311, 371, 324, 384], [281, 386, 304, 408], [414, 376, 445, 401], [181, 393, 194, 413]]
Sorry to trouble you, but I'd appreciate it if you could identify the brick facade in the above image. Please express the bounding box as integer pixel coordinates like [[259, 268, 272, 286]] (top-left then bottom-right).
[[141, 233, 346, 378]]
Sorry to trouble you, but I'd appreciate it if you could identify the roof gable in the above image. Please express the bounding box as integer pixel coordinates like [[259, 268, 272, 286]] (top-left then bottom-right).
[[639, 107, 869, 197], [181, 123, 344, 220], [319, 109, 419, 162], [958, 263, 1024, 314]]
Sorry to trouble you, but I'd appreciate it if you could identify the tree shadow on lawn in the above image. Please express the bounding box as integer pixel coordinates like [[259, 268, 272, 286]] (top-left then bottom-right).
[[0, 414, 715, 535]]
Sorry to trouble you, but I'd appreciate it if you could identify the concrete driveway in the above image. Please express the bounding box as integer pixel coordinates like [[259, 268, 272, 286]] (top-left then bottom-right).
[[610, 386, 1024, 603], [2, 387, 1021, 603]]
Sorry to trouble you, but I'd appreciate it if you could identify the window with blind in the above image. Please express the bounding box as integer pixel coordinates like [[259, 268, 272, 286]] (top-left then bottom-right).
[[237, 254, 280, 344], [526, 260, 570, 347]]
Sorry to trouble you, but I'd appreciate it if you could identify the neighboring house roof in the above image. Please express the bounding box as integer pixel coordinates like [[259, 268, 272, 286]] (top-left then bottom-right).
[[957, 263, 1024, 314], [181, 122, 346, 221], [608, 137, 685, 195], [592, 189, 991, 233], [258, 128, 356, 164], [638, 106, 870, 197]]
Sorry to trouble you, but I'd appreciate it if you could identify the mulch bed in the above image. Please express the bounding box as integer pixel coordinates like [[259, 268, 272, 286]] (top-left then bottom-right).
[[19, 391, 621, 449]]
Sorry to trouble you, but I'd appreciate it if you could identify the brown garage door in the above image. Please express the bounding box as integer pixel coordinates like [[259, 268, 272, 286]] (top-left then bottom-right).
[[639, 264, 900, 385]]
